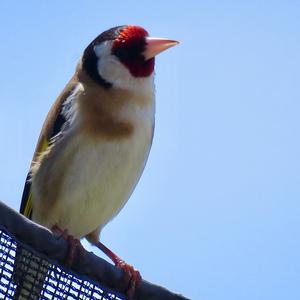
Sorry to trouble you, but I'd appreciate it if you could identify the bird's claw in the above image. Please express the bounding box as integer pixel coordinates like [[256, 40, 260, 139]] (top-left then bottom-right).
[[52, 225, 85, 267], [115, 259, 141, 299]]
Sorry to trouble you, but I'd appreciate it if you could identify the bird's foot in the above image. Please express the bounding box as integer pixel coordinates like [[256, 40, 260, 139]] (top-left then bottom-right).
[[115, 258, 141, 299], [64, 235, 85, 267], [95, 241, 141, 299], [52, 225, 85, 267]]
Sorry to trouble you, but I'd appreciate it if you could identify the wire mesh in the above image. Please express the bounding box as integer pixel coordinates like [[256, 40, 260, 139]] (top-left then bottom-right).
[[0, 226, 126, 300]]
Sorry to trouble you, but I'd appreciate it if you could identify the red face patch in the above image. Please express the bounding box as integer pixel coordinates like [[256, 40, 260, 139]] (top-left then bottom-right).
[[112, 25, 155, 78]]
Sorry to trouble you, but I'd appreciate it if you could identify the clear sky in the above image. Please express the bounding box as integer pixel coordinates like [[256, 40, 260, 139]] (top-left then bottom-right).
[[0, 1, 300, 299]]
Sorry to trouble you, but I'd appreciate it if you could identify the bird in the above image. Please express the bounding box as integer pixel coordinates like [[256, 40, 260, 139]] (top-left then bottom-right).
[[17, 25, 178, 298]]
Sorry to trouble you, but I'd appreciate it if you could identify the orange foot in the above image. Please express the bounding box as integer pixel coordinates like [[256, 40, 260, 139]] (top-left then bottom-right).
[[52, 225, 85, 267], [95, 241, 141, 299]]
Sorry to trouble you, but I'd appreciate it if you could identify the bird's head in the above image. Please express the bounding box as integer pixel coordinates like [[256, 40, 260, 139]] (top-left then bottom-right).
[[81, 25, 178, 92]]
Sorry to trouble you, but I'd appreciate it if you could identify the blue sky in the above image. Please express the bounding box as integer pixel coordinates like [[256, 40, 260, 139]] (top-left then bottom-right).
[[1, 1, 300, 299]]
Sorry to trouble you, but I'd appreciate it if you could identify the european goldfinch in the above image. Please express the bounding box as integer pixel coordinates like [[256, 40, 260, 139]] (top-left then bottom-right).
[[19, 25, 178, 297]]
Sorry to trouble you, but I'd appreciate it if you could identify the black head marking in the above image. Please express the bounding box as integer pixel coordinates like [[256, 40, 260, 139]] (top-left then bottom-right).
[[82, 26, 126, 88]]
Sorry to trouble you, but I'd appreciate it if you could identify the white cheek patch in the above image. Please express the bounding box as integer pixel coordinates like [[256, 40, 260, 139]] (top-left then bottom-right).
[[93, 42, 155, 95]]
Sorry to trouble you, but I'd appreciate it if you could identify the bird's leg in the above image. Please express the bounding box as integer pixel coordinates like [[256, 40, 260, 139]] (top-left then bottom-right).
[[95, 241, 141, 299], [52, 225, 85, 267]]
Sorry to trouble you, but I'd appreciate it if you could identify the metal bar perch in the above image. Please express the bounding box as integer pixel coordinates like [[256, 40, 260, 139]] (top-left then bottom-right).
[[0, 201, 189, 300]]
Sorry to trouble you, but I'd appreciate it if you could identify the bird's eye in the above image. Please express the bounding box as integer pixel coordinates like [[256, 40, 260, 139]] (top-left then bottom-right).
[[112, 36, 146, 63], [113, 45, 139, 61]]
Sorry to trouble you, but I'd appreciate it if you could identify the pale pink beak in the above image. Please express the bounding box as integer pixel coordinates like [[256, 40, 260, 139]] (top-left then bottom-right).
[[143, 37, 179, 60]]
